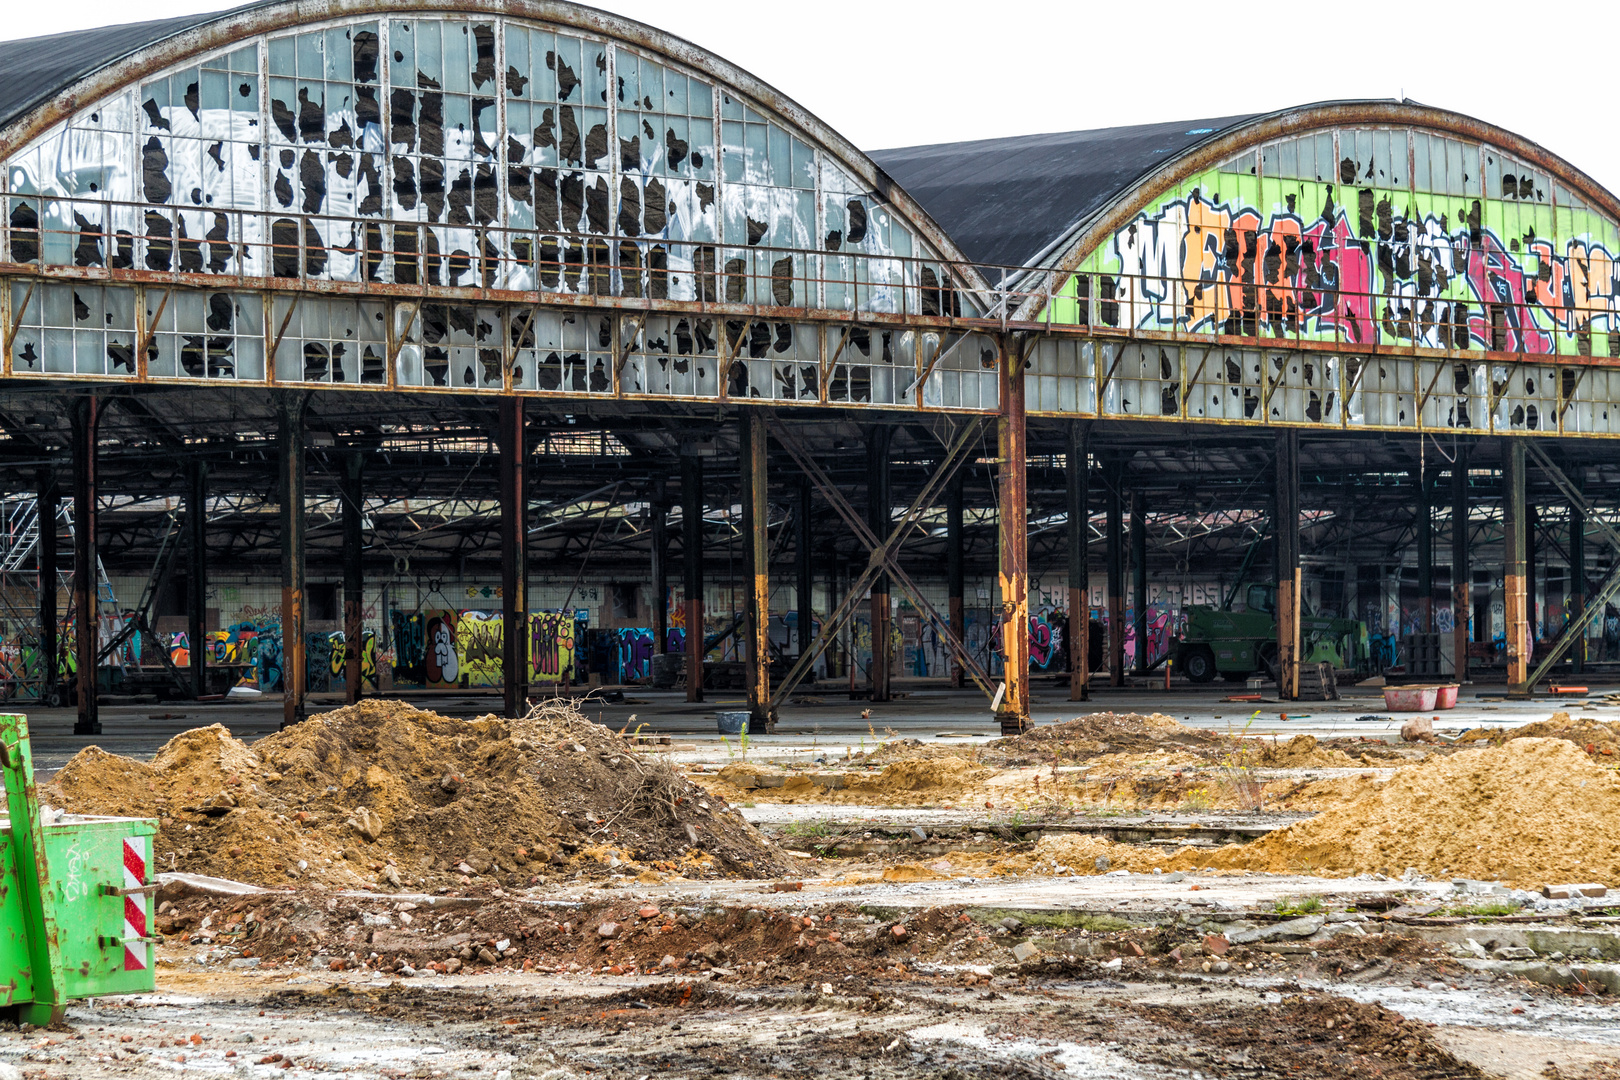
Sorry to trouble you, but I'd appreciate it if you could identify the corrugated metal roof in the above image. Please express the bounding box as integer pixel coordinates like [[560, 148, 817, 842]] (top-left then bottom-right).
[[869, 114, 1263, 272], [0, 4, 264, 135]]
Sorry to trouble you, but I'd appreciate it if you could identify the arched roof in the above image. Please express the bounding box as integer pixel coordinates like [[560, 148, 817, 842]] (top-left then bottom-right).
[[0, 0, 985, 287], [870, 112, 1262, 272], [872, 101, 1620, 305]]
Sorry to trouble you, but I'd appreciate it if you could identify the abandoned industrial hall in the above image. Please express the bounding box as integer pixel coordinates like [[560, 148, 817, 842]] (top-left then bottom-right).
[[0, 0, 1611, 738]]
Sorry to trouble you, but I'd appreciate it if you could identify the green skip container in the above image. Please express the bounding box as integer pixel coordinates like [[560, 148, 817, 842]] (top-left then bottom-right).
[[0, 715, 158, 1023]]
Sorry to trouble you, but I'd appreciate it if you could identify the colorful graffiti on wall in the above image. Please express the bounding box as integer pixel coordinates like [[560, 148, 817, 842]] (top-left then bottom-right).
[[304, 631, 379, 694], [390, 608, 583, 688], [1056, 133, 1620, 367]]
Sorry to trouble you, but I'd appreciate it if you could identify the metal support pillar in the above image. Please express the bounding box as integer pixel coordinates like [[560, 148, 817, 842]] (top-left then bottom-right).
[[1504, 440, 1529, 694], [498, 400, 528, 718], [71, 397, 99, 735], [1527, 501, 1540, 648], [1105, 456, 1125, 687], [1275, 430, 1301, 700], [279, 400, 307, 730], [1130, 488, 1147, 675], [681, 454, 705, 702], [341, 452, 364, 705], [996, 338, 1030, 733], [650, 482, 669, 656], [867, 426, 893, 703], [1571, 480, 1586, 675], [186, 460, 208, 700], [946, 473, 965, 689], [36, 468, 57, 706], [740, 408, 772, 733], [796, 476, 813, 662], [1451, 449, 1470, 681], [1067, 422, 1090, 700], [1416, 467, 1433, 633]]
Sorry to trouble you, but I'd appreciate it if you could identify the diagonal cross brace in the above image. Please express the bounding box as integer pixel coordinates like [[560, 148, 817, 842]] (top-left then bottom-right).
[[767, 417, 995, 708], [1524, 441, 1619, 689]]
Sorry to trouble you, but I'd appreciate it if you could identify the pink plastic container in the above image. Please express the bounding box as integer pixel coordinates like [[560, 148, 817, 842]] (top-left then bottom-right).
[[1434, 685, 1459, 709], [1384, 685, 1439, 711]]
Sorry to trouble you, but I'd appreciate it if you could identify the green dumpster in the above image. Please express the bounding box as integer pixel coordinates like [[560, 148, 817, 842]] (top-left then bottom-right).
[[1, 714, 158, 1023]]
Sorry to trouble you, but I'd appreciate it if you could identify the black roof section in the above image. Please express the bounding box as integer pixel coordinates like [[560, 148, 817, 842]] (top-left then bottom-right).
[[0, 3, 284, 134], [869, 114, 1263, 272]]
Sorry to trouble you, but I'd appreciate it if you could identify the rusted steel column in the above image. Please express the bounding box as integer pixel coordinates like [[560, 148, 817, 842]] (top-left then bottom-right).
[[1275, 430, 1302, 701], [946, 472, 966, 689], [1105, 455, 1125, 687], [1526, 500, 1539, 648], [341, 452, 364, 706], [1067, 422, 1090, 701], [649, 481, 669, 657], [1571, 485, 1586, 676], [681, 453, 705, 702], [1416, 467, 1433, 633], [996, 338, 1030, 735], [71, 397, 100, 735], [187, 460, 208, 700], [1451, 448, 1470, 681], [498, 400, 528, 719], [279, 400, 307, 730], [796, 476, 813, 662], [867, 426, 893, 703], [740, 408, 773, 733], [37, 468, 57, 706], [1131, 489, 1147, 675], [1504, 440, 1529, 693]]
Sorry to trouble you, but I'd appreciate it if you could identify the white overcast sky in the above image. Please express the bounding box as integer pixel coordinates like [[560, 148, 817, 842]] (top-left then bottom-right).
[[8, 0, 1617, 195]]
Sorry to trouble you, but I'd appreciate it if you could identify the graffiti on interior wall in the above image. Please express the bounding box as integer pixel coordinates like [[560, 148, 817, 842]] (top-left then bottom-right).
[[456, 611, 504, 687], [529, 611, 577, 683], [613, 628, 657, 683], [304, 630, 379, 693]]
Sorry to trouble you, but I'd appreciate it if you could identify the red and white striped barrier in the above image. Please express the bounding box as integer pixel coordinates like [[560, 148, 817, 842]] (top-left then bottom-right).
[[122, 837, 149, 972]]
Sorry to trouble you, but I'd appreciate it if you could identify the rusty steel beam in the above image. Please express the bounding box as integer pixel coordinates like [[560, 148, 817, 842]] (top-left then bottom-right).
[[740, 407, 773, 732], [341, 451, 364, 706], [1274, 430, 1301, 701], [279, 397, 307, 730], [649, 482, 669, 664], [997, 336, 1030, 734], [499, 400, 529, 719], [946, 473, 965, 690], [37, 467, 57, 706], [1451, 448, 1471, 682], [1066, 421, 1090, 701], [1105, 455, 1125, 688], [680, 453, 704, 703], [1131, 488, 1147, 675], [71, 396, 99, 735], [187, 459, 208, 700], [1572, 489, 1586, 676], [867, 426, 893, 703], [1416, 466, 1434, 634]]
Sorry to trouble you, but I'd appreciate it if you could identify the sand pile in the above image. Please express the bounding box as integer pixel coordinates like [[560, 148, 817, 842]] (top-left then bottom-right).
[[1455, 712, 1620, 756], [1180, 738, 1620, 886], [710, 756, 991, 806], [1252, 734, 1360, 768], [990, 712, 1223, 761], [45, 699, 786, 889]]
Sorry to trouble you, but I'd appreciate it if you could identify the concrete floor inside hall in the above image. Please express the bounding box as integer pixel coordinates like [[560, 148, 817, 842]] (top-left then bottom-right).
[[19, 675, 1611, 776]]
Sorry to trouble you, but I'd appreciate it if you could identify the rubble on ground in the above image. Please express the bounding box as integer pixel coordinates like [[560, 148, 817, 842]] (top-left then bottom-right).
[[1455, 711, 1620, 756], [44, 699, 787, 890]]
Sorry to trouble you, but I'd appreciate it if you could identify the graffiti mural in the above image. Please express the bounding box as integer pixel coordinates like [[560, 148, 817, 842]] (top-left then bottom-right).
[[455, 611, 504, 688], [305, 630, 380, 693], [613, 628, 657, 683], [529, 611, 577, 684], [1058, 133, 1620, 380]]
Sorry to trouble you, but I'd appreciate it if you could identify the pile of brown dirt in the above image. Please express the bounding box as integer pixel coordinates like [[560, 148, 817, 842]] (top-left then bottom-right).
[[1455, 711, 1620, 756], [707, 757, 992, 806], [1182, 738, 1620, 886], [1251, 734, 1361, 768], [45, 699, 787, 889], [989, 712, 1223, 761]]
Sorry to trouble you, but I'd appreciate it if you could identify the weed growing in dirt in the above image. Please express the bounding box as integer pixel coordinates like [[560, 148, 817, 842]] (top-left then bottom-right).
[[1439, 900, 1521, 918], [1180, 786, 1212, 813], [1215, 712, 1265, 811], [1272, 895, 1325, 916]]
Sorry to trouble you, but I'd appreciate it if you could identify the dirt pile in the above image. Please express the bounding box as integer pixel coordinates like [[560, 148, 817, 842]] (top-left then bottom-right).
[[1252, 734, 1361, 768], [710, 756, 992, 806], [1184, 738, 1620, 886], [989, 712, 1223, 762], [45, 699, 787, 889], [1455, 711, 1620, 756]]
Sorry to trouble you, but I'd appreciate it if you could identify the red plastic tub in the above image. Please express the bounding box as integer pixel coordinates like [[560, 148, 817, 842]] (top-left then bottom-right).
[[1434, 684, 1458, 709], [1384, 685, 1439, 711]]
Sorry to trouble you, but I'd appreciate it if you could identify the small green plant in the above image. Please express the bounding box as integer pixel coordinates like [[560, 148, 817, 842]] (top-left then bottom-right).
[[1272, 895, 1324, 916], [1180, 786, 1212, 813], [1440, 900, 1520, 919]]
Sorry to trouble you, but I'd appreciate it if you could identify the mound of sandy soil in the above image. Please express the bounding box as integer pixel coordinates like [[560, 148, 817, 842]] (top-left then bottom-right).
[[1251, 734, 1360, 768], [1184, 738, 1620, 886], [990, 712, 1224, 761], [44, 699, 786, 889], [1455, 711, 1620, 756], [709, 756, 992, 806]]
